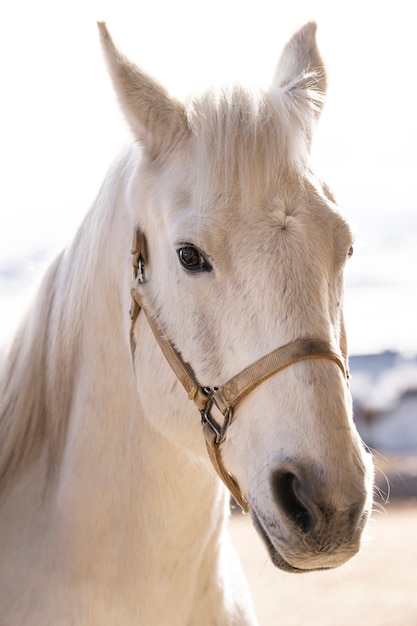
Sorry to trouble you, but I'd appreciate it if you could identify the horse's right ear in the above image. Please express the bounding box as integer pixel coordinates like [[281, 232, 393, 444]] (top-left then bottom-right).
[[97, 22, 189, 160], [273, 22, 327, 115]]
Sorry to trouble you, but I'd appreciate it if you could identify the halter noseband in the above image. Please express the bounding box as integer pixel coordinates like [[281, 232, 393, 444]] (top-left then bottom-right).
[[129, 227, 349, 513]]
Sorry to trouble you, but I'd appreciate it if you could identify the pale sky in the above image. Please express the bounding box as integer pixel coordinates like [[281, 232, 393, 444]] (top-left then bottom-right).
[[0, 0, 416, 354]]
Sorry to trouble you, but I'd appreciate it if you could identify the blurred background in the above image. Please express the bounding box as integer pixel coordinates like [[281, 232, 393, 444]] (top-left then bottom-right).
[[0, 0, 416, 622]]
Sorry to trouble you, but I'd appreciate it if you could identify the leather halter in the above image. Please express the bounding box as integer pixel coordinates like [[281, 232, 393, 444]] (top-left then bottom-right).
[[129, 227, 349, 513]]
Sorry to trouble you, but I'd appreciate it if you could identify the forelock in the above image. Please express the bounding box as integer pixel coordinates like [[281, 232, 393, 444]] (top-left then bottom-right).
[[184, 83, 315, 201]]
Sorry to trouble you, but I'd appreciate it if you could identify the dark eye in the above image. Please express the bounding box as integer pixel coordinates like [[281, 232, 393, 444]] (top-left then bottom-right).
[[177, 244, 212, 273], [347, 245, 354, 259]]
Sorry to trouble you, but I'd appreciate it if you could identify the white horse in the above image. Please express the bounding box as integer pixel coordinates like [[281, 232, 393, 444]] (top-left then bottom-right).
[[0, 22, 373, 625]]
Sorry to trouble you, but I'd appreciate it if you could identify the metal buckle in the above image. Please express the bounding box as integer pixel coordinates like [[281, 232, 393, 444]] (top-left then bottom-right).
[[200, 387, 233, 445], [200, 393, 221, 441]]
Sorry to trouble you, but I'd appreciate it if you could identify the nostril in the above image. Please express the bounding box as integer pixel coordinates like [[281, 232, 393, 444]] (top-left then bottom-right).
[[271, 470, 313, 534]]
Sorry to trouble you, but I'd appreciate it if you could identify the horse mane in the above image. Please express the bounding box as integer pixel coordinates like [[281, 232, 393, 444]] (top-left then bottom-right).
[[0, 155, 131, 498], [0, 252, 69, 495]]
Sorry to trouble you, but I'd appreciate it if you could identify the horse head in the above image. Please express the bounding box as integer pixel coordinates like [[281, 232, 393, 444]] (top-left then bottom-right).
[[99, 21, 373, 573]]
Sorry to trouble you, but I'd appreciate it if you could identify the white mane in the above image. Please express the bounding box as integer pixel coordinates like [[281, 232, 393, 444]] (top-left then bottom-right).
[[0, 154, 132, 496]]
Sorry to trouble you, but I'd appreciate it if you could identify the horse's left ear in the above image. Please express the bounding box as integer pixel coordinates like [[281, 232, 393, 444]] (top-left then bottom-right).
[[98, 22, 189, 160], [272, 22, 327, 114]]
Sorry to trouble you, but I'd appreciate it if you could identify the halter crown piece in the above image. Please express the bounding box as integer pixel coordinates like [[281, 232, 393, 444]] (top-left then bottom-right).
[[129, 227, 349, 513]]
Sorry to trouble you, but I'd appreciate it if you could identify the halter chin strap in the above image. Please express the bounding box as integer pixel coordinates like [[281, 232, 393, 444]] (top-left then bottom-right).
[[129, 227, 349, 513]]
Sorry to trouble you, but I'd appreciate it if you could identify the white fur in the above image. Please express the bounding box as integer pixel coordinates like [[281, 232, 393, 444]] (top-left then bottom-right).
[[0, 22, 373, 625]]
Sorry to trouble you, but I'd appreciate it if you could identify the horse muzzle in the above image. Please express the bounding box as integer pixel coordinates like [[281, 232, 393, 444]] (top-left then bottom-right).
[[250, 462, 371, 573]]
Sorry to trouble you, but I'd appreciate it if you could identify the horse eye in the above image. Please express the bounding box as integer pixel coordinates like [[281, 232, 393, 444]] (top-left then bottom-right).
[[177, 245, 212, 273]]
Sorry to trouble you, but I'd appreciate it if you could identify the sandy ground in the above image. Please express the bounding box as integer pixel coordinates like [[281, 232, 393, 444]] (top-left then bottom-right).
[[229, 501, 417, 626]]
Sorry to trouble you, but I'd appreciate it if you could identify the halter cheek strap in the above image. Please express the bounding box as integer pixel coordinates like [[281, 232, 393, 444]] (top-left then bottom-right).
[[129, 227, 349, 513]]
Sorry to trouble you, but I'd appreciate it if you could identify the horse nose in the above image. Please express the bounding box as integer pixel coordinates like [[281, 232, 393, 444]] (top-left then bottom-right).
[[271, 469, 314, 533], [270, 467, 366, 535]]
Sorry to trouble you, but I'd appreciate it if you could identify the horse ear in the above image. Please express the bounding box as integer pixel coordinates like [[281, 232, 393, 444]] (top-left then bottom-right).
[[97, 22, 189, 159], [272, 22, 327, 112]]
